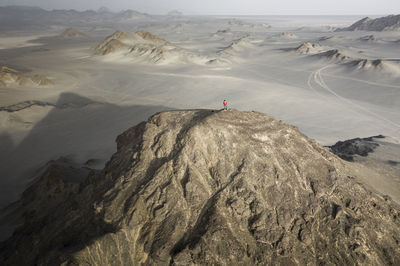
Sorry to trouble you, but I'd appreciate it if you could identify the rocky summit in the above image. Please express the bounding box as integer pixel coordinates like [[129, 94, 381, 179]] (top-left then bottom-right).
[[1, 109, 400, 265], [337, 15, 400, 31]]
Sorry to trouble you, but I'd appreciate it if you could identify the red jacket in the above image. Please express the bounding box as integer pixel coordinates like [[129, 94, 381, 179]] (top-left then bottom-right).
[[223, 101, 227, 106]]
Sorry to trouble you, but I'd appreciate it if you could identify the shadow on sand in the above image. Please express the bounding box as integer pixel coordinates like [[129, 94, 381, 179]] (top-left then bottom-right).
[[0, 92, 172, 209]]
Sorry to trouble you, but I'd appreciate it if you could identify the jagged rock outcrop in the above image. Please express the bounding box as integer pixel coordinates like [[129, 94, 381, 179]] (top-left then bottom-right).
[[19, 158, 92, 221], [318, 36, 341, 42], [0, 66, 28, 86], [329, 135, 384, 161], [287, 42, 399, 75], [1, 110, 400, 265], [135, 30, 172, 46], [358, 35, 377, 42], [0, 158, 94, 242], [0, 66, 54, 87], [219, 37, 253, 56], [95, 30, 207, 64], [346, 59, 400, 75], [350, 59, 385, 69], [314, 49, 350, 61], [31, 74, 54, 86], [293, 42, 325, 55], [94, 30, 132, 55], [95, 38, 129, 55], [61, 28, 86, 38], [337, 15, 400, 31]]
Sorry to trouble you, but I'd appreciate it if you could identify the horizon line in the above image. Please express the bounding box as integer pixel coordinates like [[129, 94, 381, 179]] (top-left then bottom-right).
[[0, 5, 398, 17]]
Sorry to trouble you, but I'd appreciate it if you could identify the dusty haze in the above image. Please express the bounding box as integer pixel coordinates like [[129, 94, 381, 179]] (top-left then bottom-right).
[[1, 0, 400, 15]]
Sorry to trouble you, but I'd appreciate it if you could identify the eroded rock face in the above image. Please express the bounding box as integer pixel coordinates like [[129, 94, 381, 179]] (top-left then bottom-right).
[[294, 42, 325, 55], [0, 158, 94, 242], [94, 30, 206, 64], [337, 15, 400, 31], [0, 66, 28, 86], [0, 66, 54, 87], [329, 135, 384, 161], [1, 110, 399, 265]]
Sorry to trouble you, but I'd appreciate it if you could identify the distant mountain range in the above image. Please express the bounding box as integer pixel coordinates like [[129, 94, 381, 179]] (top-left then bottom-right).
[[0, 5, 152, 29], [337, 14, 400, 31]]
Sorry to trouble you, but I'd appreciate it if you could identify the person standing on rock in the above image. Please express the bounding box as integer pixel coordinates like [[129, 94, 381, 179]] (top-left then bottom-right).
[[223, 99, 228, 110]]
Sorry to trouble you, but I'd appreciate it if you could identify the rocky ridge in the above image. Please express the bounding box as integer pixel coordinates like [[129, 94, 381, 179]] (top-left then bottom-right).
[[0, 109, 399, 265], [61, 28, 86, 38], [0, 66, 54, 87], [329, 135, 384, 161], [337, 15, 400, 31], [219, 37, 253, 56], [94, 30, 206, 64], [286, 42, 400, 75], [293, 42, 325, 55]]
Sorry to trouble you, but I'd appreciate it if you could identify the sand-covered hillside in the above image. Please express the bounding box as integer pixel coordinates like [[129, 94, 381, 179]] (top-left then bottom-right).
[[94, 29, 209, 64]]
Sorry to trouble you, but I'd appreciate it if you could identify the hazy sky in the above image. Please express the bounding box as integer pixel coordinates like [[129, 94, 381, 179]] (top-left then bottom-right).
[[0, 0, 399, 15]]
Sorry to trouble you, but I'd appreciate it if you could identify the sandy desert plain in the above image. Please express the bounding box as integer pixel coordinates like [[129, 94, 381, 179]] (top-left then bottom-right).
[[0, 9, 400, 241]]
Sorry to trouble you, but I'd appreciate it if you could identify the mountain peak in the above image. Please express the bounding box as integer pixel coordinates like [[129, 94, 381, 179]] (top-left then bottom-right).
[[337, 14, 400, 31], [1, 109, 399, 265]]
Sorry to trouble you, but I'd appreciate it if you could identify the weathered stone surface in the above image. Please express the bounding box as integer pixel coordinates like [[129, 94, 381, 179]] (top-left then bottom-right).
[[0, 66, 54, 87], [1, 109, 399, 265], [337, 15, 400, 31], [0, 157, 94, 242], [329, 135, 384, 161]]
